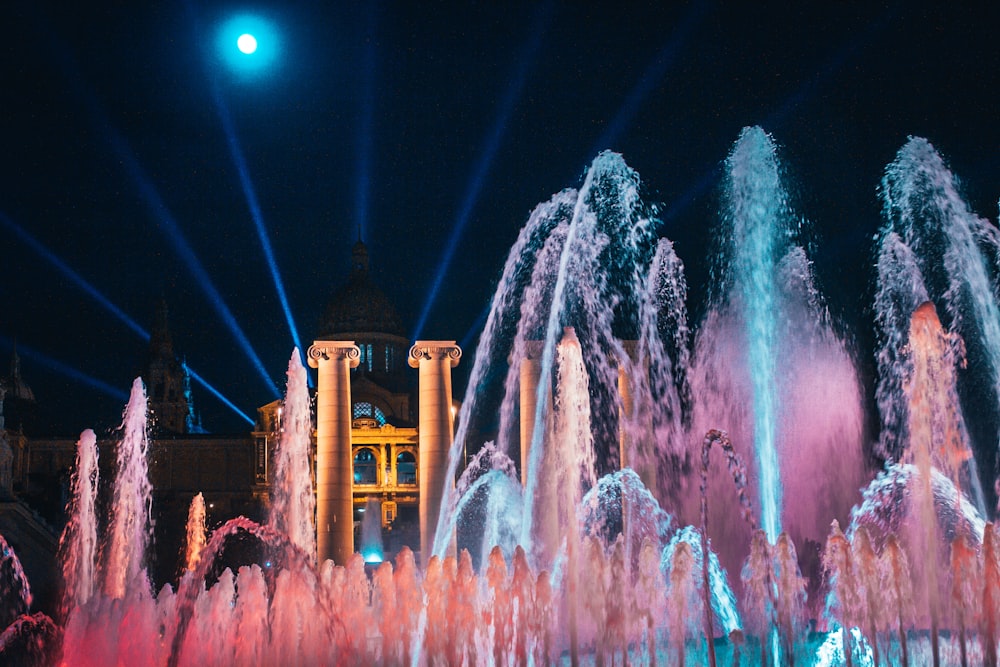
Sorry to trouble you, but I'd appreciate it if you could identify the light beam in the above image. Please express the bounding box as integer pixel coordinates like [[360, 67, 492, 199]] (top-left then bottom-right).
[[589, 0, 710, 156], [106, 127, 279, 399], [1, 211, 255, 426], [354, 1, 379, 245], [1, 211, 146, 340], [411, 1, 554, 340], [33, 20, 279, 407], [206, 79, 309, 382], [0, 335, 128, 404]]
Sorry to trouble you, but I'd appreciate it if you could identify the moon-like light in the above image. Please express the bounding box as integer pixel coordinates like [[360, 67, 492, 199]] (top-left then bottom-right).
[[217, 15, 279, 76], [237, 33, 258, 54]]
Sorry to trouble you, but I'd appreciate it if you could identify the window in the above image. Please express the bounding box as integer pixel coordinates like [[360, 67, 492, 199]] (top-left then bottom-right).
[[353, 448, 379, 485], [352, 401, 386, 425], [385, 345, 393, 373], [358, 342, 373, 372], [396, 451, 416, 485]]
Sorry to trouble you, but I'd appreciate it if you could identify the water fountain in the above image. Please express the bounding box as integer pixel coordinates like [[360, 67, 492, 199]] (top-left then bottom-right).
[[1, 128, 999, 665]]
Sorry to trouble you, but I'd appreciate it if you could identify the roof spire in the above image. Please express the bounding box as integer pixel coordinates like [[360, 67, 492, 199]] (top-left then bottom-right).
[[351, 237, 369, 276]]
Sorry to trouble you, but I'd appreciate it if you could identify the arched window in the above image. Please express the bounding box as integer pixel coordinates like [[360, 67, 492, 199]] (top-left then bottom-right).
[[352, 401, 386, 425], [353, 448, 379, 485], [357, 342, 373, 372], [396, 450, 416, 485]]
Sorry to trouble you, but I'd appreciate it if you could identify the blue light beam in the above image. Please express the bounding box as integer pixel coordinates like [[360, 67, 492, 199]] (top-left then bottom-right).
[[0, 212, 255, 425], [355, 1, 379, 244], [589, 0, 711, 156], [182, 1, 305, 384], [0, 211, 146, 340], [412, 1, 554, 340], [187, 367, 254, 425], [106, 127, 280, 399], [34, 18, 280, 401], [207, 79, 308, 381], [0, 335, 128, 404]]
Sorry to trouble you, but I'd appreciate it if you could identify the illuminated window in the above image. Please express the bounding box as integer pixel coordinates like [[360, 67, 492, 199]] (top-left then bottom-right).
[[357, 342, 373, 372], [396, 451, 416, 485], [352, 401, 386, 425], [353, 448, 379, 485]]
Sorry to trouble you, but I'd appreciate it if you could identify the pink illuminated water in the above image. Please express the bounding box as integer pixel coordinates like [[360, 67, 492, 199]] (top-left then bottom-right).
[[183, 493, 206, 573], [4, 131, 1000, 665], [103, 378, 152, 601], [58, 430, 99, 615], [268, 348, 316, 562]]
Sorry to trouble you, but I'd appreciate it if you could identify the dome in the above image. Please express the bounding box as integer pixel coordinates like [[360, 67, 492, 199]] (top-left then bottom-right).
[[317, 242, 406, 338]]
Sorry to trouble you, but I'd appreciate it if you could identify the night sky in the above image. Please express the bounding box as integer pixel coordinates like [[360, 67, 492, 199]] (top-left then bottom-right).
[[2, 2, 997, 435]]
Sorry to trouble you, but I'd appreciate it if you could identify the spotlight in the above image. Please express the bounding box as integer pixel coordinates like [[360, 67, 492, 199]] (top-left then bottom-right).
[[216, 14, 280, 77], [236, 33, 257, 55]]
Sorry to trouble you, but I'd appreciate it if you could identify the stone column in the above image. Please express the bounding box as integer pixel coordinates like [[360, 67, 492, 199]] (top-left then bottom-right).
[[617, 341, 657, 494], [517, 341, 545, 487], [617, 363, 633, 472], [308, 341, 360, 565], [409, 341, 461, 564]]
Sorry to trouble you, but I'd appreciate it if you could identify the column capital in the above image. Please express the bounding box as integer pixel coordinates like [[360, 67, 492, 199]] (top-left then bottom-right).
[[525, 339, 545, 360], [408, 341, 462, 368], [308, 341, 361, 369]]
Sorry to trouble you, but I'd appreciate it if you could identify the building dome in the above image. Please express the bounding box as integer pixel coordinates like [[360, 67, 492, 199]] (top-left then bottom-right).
[[317, 241, 405, 339]]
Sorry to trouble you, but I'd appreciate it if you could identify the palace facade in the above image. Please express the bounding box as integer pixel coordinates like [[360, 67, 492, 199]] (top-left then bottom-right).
[[0, 239, 459, 603]]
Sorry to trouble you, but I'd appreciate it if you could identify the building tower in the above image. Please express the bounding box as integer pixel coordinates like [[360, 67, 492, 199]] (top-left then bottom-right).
[[146, 300, 198, 434]]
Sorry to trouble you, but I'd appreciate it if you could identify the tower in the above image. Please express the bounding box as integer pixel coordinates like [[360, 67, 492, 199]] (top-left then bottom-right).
[[146, 300, 195, 434]]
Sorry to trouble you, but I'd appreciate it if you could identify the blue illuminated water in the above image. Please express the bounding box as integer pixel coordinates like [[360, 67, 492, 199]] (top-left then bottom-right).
[[722, 127, 788, 542]]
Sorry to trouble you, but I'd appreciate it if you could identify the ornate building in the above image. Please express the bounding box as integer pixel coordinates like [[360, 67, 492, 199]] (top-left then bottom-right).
[[257, 239, 460, 564], [5, 240, 460, 597]]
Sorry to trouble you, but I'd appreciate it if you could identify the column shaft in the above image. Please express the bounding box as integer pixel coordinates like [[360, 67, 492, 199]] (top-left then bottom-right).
[[409, 341, 461, 564], [519, 356, 540, 488], [309, 342, 359, 565]]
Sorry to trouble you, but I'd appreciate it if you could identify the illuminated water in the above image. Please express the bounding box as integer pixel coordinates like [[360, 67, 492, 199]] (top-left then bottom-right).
[[1, 129, 999, 665]]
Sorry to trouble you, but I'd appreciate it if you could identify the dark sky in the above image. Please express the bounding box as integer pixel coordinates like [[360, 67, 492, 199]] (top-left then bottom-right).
[[2, 1, 997, 434]]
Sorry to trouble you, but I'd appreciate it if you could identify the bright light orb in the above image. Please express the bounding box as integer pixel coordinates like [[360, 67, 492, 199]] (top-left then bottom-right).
[[217, 14, 280, 77], [237, 33, 258, 55]]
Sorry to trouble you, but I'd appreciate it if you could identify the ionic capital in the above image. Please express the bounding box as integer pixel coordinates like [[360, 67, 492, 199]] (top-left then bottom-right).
[[307, 341, 361, 369], [408, 341, 462, 368]]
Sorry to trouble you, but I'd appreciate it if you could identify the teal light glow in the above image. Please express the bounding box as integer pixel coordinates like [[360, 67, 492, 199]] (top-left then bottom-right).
[[217, 15, 279, 76]]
